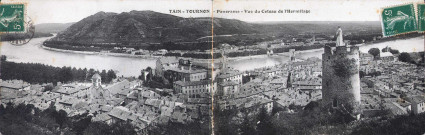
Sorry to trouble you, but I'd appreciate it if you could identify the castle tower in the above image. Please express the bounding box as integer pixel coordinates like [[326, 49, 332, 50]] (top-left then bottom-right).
[[322, 27, 361, 115]]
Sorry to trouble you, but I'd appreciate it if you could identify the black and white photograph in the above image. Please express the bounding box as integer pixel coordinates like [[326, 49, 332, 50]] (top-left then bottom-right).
[[0, 0, 424, 134]]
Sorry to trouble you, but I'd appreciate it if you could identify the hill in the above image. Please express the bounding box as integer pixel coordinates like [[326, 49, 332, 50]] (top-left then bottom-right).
[[52, 10, 257, 44], [35, 22, 75, 33], [48, 10, 382, 50]]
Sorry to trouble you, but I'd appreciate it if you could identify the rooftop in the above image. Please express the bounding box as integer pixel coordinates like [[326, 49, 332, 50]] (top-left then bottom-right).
[[216, 70, 242, 79], [174, 80, 212, 87], [168, 67, 207, 74], [218, 81, 238, 86], [0, 80, 30, 89]]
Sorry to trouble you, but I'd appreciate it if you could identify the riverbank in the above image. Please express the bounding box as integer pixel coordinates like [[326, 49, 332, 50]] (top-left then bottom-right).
[[41, 45, 159, 59], [39, 34, 423, 63]]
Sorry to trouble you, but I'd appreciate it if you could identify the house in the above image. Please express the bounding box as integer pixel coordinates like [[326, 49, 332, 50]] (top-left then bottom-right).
[[56, 84, 90, 96], [360, 53, 374, 65], [216, 70, 243, 85], [92, 113, 113, 125], [269, 77, 288, 88], [108, 106, 132, 123], [155, 57, 179, 77], [406, 96, 425, 114], [263, 68, 280, 77], [173, 80, 216, 97], [165, 67, 208, 82], [380, 52, 395, 61], [219, 96, 274, 114], [383, 102, 409, 116], [0, 80, 30, 91], [217, 81, 239, 96]]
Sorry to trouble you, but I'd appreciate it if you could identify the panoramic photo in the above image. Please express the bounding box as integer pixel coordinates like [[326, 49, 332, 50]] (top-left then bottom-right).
[[0, 0, 424, 135]]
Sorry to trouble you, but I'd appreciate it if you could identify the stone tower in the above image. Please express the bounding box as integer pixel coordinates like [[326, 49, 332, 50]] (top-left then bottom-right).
[[322, 28, 361, 115]]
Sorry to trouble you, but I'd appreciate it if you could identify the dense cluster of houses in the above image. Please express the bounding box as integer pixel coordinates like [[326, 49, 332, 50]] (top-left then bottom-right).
[[2, 48, 424, 133]]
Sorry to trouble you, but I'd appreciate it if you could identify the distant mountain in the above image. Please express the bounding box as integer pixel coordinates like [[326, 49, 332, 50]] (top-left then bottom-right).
[[252, 21, 381, 35], [53, 10, 257, 43], [35, 22, 75, 33], [52, 10, 382, 46]]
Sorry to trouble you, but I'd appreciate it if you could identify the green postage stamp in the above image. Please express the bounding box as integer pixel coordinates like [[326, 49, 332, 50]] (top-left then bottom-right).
[[380, 3, 417, 37], [0, 3, 25, 33], [417, 3, 425, 32]]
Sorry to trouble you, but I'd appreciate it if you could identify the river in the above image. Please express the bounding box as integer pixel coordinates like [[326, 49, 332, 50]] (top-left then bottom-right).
[[0, 36, 423, 77]]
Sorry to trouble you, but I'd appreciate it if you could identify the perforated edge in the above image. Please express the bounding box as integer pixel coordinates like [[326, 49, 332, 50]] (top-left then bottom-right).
[[380, 3, 418, 37], [0, 2, 28, 34], [416, 3, 425, 33]]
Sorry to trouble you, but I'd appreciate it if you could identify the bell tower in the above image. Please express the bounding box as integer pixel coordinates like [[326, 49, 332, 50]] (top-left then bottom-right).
[[91, 73, 102, 88]]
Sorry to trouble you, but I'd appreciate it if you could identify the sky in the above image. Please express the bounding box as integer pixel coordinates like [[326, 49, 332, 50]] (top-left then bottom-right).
[[1, 0, 422, 24]]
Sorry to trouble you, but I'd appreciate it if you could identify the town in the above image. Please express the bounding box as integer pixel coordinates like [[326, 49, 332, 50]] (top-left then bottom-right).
[[1, 32, 424, 134]]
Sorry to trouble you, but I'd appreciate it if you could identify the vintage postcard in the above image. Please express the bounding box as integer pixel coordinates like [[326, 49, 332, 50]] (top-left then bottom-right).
[[0, 0, 424, 135]]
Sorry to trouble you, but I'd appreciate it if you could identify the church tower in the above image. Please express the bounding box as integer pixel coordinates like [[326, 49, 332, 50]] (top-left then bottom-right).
[[91, 73, 102, 89], [322, 27, 361, 115]]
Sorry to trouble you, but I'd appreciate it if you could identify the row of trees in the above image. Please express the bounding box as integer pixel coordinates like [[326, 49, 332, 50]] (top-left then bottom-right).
[[272, 44, 324, 53], [0, 32, 53, 41], [227, 49, 268, 57], [368, 47, 400, 59], [370, 47, 423, 66], [1, 56, 117, 85]]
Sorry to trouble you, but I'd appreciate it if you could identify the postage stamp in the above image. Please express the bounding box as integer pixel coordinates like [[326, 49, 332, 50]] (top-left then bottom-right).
[[417, 3, 425, 32], [0, 3, 25, 33], [380, 3, 417, 37], [6, 16, 35, 45]]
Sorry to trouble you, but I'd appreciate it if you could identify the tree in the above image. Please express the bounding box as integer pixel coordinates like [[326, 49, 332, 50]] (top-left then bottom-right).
[[87, 69, 96, 81], [106, 70, 117, 83], [368, 48, 380, 59], [359, 71, 365, 78], [43, 84, 54, 92], [382, 46, 391, 52], [240, 112, 256, 135], [1, 55, 7, 61], [389, 49, 400, 54], [257, 106, 275, 135], [55, 110, 68, 128], [100, 70, 107, 83], [399, 52, 413, 63], [59, 67, 73, 83]]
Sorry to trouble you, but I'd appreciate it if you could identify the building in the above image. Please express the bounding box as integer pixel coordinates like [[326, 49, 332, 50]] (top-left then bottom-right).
[[173, 80, 216, 97], [380, 52, 395, 61], [0, 80, 30, 91], [360, 53, 374, 65], [216, 70, 243, 85], [217, 81, 239, 96], [322, 28, 361, 116], [219, 95, 273, 114], [406, 96, 425, 114], [165, 67, 208, 82], [155, 57, 179, 77], [56, 84, 90, 96], [87, 73, 113, 104]]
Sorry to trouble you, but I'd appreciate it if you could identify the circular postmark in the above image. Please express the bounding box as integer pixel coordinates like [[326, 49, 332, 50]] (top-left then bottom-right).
[[6, 16, 35, 46]]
